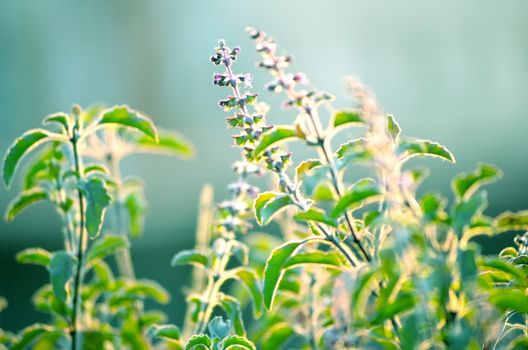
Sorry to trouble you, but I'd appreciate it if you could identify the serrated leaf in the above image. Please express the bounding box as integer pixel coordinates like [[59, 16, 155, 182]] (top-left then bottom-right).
[[331, 178, 381, 218], [335, 138, 370, 162], [3, 129, 55, 187], [135, 129, 194, 159], [16, 247, 52, 267], [489, 288, 528, 313], [98, 105, 159, 141], [5, 188, 48, 222], [332, 109, 364, 129], [263, 240, 305, 310], [251, 126, 300, 159], [494, 210, 528, 233], [397, 139, 455, 163], [171, 250, 209, 268], [147, 324, 181, 342], [49, 251, 76, 302], [254, 192, 295, 225], [387, 114, 401, 141], [86, 235, 129, 263], [185, 334, 212, 350], [294, 208, 337, 227], [452, 163, 502, 200], [77, 178, 112, 239], [221, 335, 256, 350], [284, 251, 344, 270]]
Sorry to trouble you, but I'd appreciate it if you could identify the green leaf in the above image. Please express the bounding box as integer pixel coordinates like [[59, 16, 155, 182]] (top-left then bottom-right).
[[263, 240, 305, 310], [127, 279, 171, 304], [83, 164, 109, 176], [335, 138, 371, 162], [16, 247, 52, 267], [284, 251, 344, 270], [332, 109, 364, 129], [136, 129, 194, 159], [77, 178, 112, 239], [185, 334, 212, 350], [171, 250, 209, 268], [489, 288, 528, 313], [3, 129, 54, 187], [251, 126, 300, 159], [499, 247, 518, 259], [0, 297, 6, 313], [125, 190, 147, 238], [260, 322, 295, 350], [86, 235, 129, 263], [43, 112, 71, 133], [294, 208, 337, 227], [387, 114, 401, 141], [147, 324, 181, 342], [228, 267, 264, 318], [98, 105, 159, 141], [452, 191, 487, 237], [221, 336, 256, 350], [480, 258, 526, 283], [218, 295, 245, 336], [452, 163, 502, 200], [371, 293, 416, 325], [494, 210, 528, 233], [295, 159, 322, 182], [254, 192, 295, 225], [397, 139, 455, 163], [5, 188, 48, 222], [11, 324, 63, 350], [331, 178, 381, 218], [49, 251, 76, 302]]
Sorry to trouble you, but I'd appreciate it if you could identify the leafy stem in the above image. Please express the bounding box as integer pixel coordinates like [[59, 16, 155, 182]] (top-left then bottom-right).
[[70, 116, 86, 350]]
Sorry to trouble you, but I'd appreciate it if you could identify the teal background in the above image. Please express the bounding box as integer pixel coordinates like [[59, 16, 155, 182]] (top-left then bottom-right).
[[1, 0, 527, 331]]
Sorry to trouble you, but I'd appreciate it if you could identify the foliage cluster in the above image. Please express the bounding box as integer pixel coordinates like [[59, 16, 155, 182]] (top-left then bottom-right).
[[1, 28, 527, 350]]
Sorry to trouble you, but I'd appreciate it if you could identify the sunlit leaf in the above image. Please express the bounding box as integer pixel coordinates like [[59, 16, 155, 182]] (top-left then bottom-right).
[[284, 251, 344, 270], [135, 129, 194, 159], [251, 126, 300, 159], [218, 295, 245, 336], [332, 109, 365, 129], [331, 178, 381, 218], [147, 324, 181, 342], [185, 334, 212, 350], [221, 335, 256, 350], [3, 129, 56, 187], [387, 114, 401, 142], [295, 159, 322, 182], [489, 288, 528, 313], [171, 250, 209, 268], [397, 138, 455, 163], [43, 112, 71, 133], [452, 163, 502, 200], [294, 208, 337, 227], [16, 247, 52, 268], [5, 188, 48, 222], [97, 105, 159, 141], [49, 251, 76, 302], [86, 235, 129, 263], [254, 192, 296, 225], [263, 240, 304, 310], [77, 178, 112, 239], [494, 210, 528, 233]]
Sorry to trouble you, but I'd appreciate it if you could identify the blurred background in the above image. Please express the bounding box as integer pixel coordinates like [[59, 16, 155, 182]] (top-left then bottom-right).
[[1, 0, 527, 331]]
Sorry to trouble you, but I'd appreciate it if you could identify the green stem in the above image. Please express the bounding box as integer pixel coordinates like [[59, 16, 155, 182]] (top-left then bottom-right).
[[70, 135, 86, 350]]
